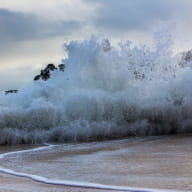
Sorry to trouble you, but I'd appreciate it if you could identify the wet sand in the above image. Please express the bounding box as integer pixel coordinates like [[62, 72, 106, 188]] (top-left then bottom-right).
[[0, 135, 192, 192], [0, 173, 126, 192]]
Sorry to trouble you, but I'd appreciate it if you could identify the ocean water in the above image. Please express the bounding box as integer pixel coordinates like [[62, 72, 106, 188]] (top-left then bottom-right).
[[0, 32, 192, 144], [0, 32, 192, 191]]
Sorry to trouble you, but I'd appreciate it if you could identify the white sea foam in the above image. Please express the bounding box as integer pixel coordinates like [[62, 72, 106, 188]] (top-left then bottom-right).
[[1, 31, 192, 144]]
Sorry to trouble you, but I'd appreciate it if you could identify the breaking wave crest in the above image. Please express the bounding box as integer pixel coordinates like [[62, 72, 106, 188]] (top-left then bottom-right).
[[1, 32, 192, 144]]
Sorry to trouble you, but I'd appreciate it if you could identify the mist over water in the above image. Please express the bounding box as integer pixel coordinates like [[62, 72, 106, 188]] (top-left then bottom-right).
[[1, 31, 192, 144]]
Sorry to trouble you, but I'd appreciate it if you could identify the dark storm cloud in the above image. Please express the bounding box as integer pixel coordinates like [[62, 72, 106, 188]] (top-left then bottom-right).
[[0, 8, 82, 41], [84, 0, 183, 31]]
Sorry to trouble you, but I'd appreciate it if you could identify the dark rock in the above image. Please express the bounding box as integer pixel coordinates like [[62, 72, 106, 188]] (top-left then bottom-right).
[[5, 90, 18, 94], [34, 75, 41, 81], [46, 63, 57, 71], [33, 63, 65, 81], [58, 64, 65, 72], [40, 69, 50, 80]]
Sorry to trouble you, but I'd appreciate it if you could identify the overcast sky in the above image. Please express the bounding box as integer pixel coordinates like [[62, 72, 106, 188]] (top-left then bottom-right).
[[0, 0, 192, 89]]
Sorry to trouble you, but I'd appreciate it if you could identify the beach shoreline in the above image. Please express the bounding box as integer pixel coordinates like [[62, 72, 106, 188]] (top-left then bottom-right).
[[0, 135, 192, 192], [0, 173, 125, 192]]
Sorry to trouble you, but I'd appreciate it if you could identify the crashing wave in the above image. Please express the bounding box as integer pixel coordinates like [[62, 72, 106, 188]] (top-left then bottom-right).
[[1, 33, 192, 144]]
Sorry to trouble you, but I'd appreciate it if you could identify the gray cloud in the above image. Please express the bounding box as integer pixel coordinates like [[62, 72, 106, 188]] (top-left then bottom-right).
[[0, 8, 83, 41], [84, 0, 187, 31]]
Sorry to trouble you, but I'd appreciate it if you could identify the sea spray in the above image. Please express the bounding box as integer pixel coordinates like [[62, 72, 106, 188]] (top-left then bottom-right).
[[0, 33, 192, 144]]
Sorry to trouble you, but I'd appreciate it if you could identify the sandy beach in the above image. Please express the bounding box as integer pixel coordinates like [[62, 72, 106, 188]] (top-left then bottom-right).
[[0, 172, 126, 192], [0, 135, 192, 192]]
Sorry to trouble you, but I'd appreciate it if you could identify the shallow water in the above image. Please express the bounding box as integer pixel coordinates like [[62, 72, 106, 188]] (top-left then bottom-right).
[[0, 135, 191, 191]]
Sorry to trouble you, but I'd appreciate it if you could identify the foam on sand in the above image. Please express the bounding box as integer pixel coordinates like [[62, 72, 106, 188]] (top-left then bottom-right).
[[0, 144, 180, 192]]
